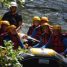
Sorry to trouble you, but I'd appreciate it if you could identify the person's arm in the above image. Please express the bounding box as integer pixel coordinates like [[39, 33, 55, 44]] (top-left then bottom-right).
[[16, 15, 23, 32], [16, 22, 24, 32]]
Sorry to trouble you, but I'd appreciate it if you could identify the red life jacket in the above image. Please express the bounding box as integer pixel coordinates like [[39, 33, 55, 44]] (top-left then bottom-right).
[[41, 33, 51, 45], [33, 26, 43, 40], [51, 35, 65, 53], [9, 33, 20, 49]]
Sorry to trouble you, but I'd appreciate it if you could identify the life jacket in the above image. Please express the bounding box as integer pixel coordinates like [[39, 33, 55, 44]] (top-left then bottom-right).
[[9, 33, 22, 49], [31, 26, 43, 40], [41, 33, 51, 45], [27, 25, 36, 36], [33, 32, 51, 48], [51, 34, 65, 53]]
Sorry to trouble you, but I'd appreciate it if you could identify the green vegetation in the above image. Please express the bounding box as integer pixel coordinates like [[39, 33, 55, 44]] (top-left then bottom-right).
[[0, 0, 24, 8], [0, 40, 29, 67], [0, 0, 34, 8]]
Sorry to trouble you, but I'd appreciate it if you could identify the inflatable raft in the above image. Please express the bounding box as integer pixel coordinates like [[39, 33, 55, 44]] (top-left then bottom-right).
[[18, 48, 67, 67]]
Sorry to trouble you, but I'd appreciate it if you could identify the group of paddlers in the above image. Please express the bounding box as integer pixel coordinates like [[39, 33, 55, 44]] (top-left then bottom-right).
[[26, 16, 67, 55], [0, 1, 67, 56]]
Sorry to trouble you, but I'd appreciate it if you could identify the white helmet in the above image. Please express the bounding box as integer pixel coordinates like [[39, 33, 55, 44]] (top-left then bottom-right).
[[10, 2, 17, 7]]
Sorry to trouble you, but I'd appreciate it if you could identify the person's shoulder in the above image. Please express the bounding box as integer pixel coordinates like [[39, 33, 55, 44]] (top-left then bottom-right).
[[3, 11, 11, 16], [33, 25, 41, 31]]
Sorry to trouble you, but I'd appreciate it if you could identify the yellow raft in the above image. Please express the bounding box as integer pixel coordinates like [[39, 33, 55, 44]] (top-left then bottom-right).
[[30, 48, 57, 57]]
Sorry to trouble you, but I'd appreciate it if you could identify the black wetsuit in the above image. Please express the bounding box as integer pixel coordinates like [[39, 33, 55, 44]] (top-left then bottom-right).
[[2, 11, 22, 28]]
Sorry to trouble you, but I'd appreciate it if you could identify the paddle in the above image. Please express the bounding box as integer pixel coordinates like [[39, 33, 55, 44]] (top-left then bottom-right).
[[16, 23, 24, 32], [16, 23, 40, 42], [18, 32, 40, 42]]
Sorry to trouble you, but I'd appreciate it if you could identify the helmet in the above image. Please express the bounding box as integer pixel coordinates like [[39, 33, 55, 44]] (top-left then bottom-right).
[[33, 16, 40, 21], [1, 21, 10, 26], [7, 25, 16, 30], [43, 23, 50, 26], [7, 25, 16, 33], [7, 25, 16, 32], [53, 25, 61, 30], [41, 17, 49, 22], [10, 2, 17, 7]]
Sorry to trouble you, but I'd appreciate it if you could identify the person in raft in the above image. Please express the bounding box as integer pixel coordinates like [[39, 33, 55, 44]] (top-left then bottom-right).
[[31, 16, 52, 40], [33, 23, 52, 48], [2, 1, 23, 31], [0, 21, 10, 46], [42, 25, 67, 55], [7, 25, 24, 49], [27, 16, 40, 36]]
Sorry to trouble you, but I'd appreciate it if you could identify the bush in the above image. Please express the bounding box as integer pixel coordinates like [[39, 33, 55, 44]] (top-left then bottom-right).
[[0, 40, 29, 67]]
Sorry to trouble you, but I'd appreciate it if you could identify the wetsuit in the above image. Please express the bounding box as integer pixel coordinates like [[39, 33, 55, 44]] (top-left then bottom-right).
[[2, 11, 22, 28]]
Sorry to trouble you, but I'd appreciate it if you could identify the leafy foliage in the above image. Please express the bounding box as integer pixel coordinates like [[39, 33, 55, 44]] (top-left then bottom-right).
[[0, 40, 29, 67], [0, 0, 34, 8], [0, 0, 25, 8]]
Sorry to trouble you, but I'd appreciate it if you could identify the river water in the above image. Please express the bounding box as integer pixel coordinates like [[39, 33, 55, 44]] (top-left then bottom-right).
[[0, 0, 67, 33]]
